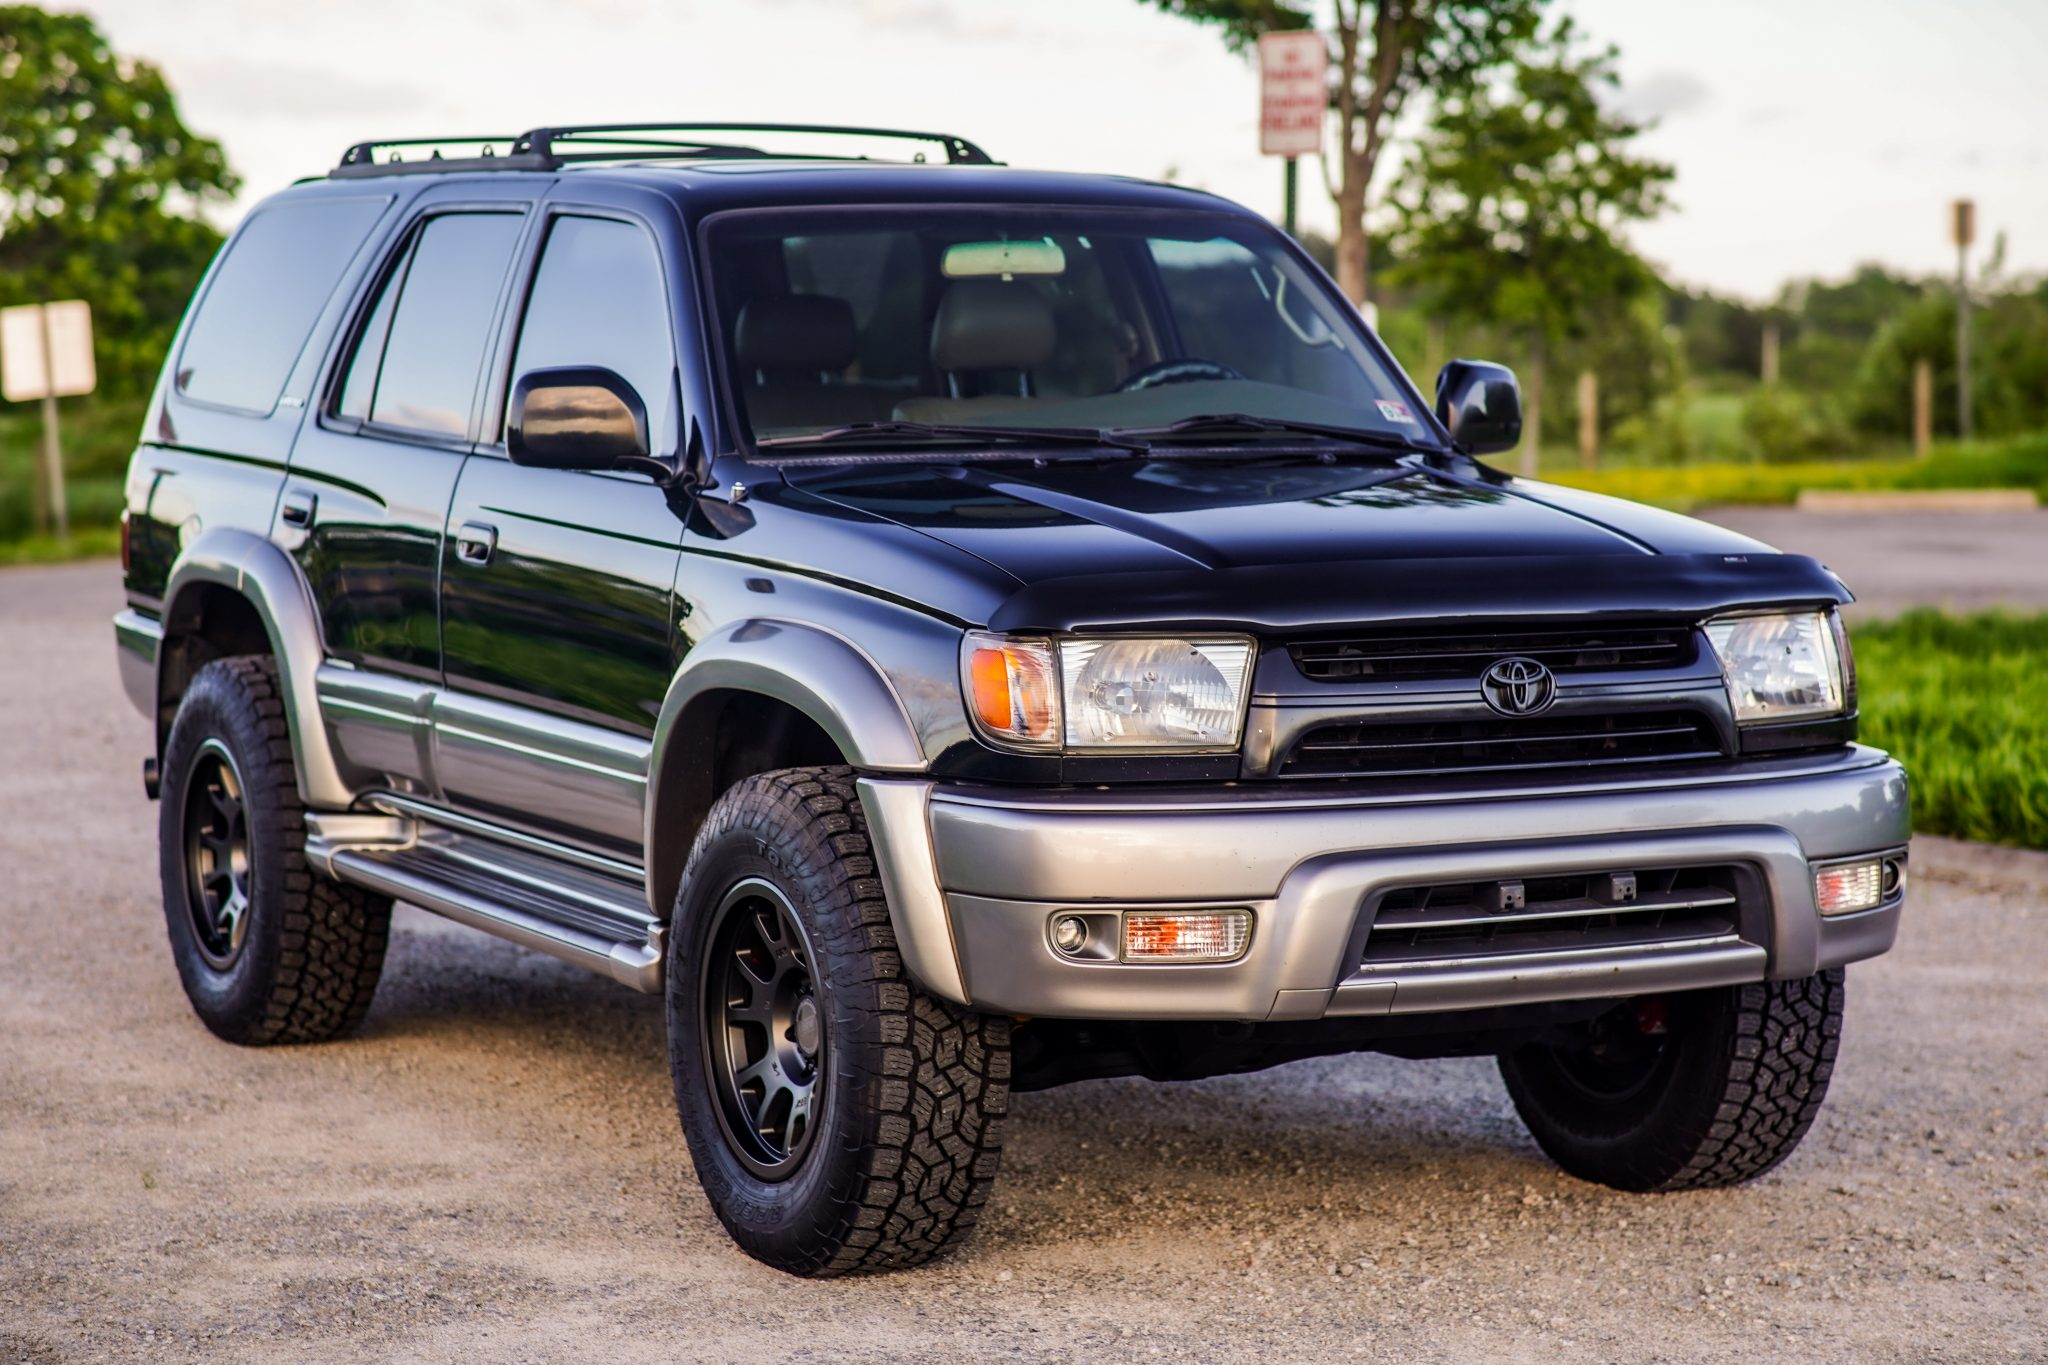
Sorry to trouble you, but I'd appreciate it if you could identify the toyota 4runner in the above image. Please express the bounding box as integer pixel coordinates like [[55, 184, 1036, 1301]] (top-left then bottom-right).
[[115, 124, 1910, 1276]]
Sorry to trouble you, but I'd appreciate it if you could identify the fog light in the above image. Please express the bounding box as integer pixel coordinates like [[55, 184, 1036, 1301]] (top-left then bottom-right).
[[1052, 915, 1089, 955], [1123, 910, 1252, 962], [1814, 859, 1884, 915]]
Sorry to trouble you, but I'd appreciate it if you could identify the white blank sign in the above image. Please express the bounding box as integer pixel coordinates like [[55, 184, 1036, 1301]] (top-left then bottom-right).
[[1, 300, 97, 401]]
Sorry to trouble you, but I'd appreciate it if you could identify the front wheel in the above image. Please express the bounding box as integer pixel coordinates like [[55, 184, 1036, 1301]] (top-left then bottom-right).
[[1499, 971, 1845, 1192], [667, 767, 1009, 1276]]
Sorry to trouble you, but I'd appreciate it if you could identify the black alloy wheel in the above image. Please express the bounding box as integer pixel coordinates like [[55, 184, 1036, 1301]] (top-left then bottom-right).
[[701, 877, 827, 1179], [179, 738, 254, 969], [157, 656, 392, 1045], [667, 767, 1010, 1276]]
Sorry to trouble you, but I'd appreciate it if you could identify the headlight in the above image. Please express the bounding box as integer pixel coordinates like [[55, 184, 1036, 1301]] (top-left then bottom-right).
[[1703, 611, 1847, 724], [964, 633, 1254, 752]]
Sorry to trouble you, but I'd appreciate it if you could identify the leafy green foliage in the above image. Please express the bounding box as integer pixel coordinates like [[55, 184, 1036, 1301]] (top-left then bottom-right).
[[1148, 0, 1545, 301], [1384, 18, 1671, 346], [1739, 384, 1852, 463], [0, 7, 237, 396], [0, 394, 142, 541], [1851, 283, 2048, 440], [1852, 611, 2048, 850]]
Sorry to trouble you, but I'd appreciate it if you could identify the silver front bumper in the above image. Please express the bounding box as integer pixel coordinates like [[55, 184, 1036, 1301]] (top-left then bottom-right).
[[858, 746, 1909, 1021]]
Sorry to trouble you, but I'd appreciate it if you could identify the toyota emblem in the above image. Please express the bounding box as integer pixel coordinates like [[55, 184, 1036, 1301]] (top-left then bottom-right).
[[1481, 657, 1557, 716]]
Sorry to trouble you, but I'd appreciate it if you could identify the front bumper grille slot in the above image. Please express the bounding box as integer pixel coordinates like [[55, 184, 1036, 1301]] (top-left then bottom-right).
[[1361, 866, 1743, 966], [1279, 710, 1723, 779], [1290, 624, 1694, 683]]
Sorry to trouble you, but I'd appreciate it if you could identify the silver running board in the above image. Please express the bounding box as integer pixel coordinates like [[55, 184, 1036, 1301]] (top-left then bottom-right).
[[308, 811, 664, 993]]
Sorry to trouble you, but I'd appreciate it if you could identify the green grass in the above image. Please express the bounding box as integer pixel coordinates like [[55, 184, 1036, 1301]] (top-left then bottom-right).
[[1852, 611, 2048, 850], [0, 396, 145, 560], [1544, 430, 2048, 511]]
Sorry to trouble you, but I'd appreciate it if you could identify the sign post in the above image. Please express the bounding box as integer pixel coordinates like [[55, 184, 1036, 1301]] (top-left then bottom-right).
[[1258, 30, 1326, 238], [1, 300, 96, 541], [1951, 199, 1974, 442]]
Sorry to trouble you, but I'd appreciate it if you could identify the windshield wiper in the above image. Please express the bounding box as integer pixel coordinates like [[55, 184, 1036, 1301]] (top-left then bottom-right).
[[1106, 412, 1443, 457], [757, 420, 1146, 452]]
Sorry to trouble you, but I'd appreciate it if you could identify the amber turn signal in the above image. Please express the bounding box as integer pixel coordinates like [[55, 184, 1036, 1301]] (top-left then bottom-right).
[[965, 635, 1059, 747]]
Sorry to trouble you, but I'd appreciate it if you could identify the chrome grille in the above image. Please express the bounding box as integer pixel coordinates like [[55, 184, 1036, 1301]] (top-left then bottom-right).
[[1290, 624, 1695, 683], [1278, 709, 1722, 779], [1361, 866, 1743, 966]]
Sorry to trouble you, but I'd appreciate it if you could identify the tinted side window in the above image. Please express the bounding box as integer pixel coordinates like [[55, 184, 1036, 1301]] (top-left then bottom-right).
[[177, 195, 389, 414], [510, 216, 674, 435], [364, 213, 524, 438]]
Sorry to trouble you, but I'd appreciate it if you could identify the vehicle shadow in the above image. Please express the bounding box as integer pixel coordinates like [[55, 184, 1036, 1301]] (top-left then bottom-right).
[[357, 913, 1559, 1226]]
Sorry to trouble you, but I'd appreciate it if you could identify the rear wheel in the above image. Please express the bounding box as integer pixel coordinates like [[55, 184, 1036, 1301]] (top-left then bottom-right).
[[667, 767, 1009, 1276], [159, 656, 392, 1044], [1498, 971, 1845, 1191]]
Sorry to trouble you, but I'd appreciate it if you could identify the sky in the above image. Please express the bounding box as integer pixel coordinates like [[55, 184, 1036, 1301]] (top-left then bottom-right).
[[70, 0, 2048, 302]]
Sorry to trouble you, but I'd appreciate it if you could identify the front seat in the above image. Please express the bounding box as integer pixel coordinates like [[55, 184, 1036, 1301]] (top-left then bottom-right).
[[733, 294, 895, 433], [895, 279, 1057, 424]]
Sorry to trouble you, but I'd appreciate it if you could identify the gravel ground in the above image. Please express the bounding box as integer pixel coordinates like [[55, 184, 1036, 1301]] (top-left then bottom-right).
[[3, 559, 2044, 1364], [1700, 508, 2048, 619]]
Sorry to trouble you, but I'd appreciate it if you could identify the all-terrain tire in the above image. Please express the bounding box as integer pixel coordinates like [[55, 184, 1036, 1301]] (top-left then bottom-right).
[[1499, 970, 1845, 1192], [667, 766, 1009, 1277], [159, 656, 392, 1044]]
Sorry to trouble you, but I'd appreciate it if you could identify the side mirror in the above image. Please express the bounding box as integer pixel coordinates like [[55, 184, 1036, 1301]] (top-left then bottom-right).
[[507, 366, 649, 471], [1434, 359, 1523, 457]]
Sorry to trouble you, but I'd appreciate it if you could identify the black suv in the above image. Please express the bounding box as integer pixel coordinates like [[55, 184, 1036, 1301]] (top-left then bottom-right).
[[115, 124, 1909, 1276]]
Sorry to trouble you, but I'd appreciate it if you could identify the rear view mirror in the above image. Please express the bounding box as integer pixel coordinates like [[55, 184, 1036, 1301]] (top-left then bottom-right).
[[1434, 360, 1523, 457], [507, 366, 649, 470]]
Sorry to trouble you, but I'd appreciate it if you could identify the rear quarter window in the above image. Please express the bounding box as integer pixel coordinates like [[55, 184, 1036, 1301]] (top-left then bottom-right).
[[175, 195, 391, 415]]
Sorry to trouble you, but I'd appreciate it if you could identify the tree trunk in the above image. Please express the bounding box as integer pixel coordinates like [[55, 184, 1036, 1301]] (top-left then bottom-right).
[[1520, 335, 1545, 478], [1334, 184, 1369, 306]]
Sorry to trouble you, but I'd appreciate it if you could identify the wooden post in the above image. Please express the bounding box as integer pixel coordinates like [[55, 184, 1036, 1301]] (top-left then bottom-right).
[[1953, 199, 1974, 441], [1912, 358, 1933, 459], [1520, 337, 1545, 479], [1577, 369, 1599, 469], [1761, 321, 1780, 386]]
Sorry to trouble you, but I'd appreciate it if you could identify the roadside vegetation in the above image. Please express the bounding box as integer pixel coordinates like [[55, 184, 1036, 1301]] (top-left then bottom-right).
[[1543, 430, 2048, 511], [1852, 611, 2048, 851]]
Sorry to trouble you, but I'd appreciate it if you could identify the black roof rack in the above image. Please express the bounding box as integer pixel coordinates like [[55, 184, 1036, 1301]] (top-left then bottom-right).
[[332, 123, 998, 178]]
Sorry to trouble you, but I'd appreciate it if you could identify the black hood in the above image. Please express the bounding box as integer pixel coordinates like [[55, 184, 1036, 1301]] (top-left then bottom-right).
[[776, 458, 1850, 632]]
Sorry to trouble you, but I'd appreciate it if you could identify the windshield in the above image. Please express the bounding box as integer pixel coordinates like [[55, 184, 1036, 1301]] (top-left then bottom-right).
[[704, 207, 1435, 451]]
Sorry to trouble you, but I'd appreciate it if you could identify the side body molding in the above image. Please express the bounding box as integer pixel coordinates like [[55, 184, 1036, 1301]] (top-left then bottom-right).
[[643, 616, 939, 956], [161, 528, 354, 809]]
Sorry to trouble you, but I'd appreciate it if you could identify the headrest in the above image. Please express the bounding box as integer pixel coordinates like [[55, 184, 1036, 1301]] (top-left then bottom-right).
[[735, 294, 857, 372], [931, 279, 1056, 372]]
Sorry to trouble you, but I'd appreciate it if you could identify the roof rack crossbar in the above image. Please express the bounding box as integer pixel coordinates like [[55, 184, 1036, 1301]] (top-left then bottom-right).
[[517, 122, 998, 166], [332, 122, 999, 179]]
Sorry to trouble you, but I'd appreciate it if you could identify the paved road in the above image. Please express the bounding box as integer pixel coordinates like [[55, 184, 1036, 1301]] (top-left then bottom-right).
[[1701, 507, 2048, 618], [3, 559, 2044, 1364]]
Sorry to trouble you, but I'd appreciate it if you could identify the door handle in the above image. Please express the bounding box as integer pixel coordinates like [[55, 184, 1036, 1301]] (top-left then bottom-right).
[[456, 521, 497, 566], [280, 490, 317, 527]]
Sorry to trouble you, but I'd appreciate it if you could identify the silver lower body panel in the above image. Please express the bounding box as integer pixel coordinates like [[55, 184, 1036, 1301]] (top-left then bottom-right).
[[863, 747, 1911, 1021]]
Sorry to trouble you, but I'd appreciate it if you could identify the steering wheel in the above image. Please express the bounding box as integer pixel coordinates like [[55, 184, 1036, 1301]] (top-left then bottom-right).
[[1114, 357, 1246, 393]]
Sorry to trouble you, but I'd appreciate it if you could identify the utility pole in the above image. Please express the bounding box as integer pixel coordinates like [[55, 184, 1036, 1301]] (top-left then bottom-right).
[[1912, 359, 1932, 458], [1953, 199, 1974, 442], [1761, 320, 1780, 387]]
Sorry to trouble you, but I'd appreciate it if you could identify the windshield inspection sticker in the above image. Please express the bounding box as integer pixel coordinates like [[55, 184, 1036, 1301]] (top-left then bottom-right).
[[1376, 399, 1418, 424]]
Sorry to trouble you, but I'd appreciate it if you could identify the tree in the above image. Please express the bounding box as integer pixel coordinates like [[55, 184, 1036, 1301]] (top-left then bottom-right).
[[0, 7, 237, 396], [1384, 18, 1671, 473], [1148, 0, 1542, 306]]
